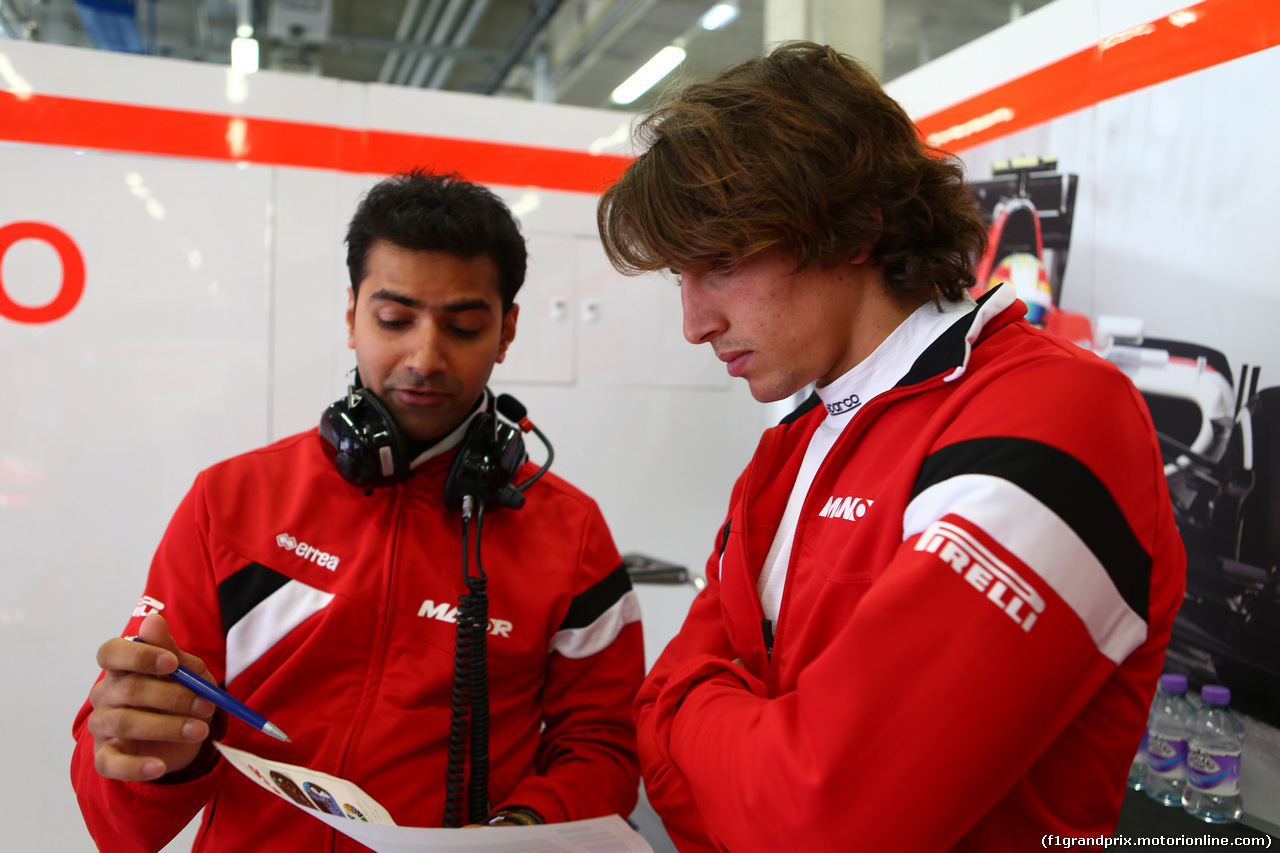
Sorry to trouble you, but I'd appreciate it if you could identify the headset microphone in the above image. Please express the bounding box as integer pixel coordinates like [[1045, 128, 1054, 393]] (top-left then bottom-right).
[[495, 393, 555, 496]]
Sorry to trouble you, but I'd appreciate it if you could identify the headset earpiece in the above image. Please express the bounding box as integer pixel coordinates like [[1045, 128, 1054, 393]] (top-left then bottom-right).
[[320, 381, 531, 507], [319, 385, 412, 489], [442, 395, 528, 510]]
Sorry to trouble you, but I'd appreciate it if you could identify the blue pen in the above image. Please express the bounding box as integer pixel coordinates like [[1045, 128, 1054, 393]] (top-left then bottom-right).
[[126, 636, 291, 743]]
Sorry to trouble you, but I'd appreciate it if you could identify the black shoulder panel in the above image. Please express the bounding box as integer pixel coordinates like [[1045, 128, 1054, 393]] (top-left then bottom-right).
[[218, 562, 292, 635], [558, 564, 633, 632]]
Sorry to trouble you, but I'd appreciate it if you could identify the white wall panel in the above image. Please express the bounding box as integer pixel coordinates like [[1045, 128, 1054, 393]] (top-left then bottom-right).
[[1088, 48, 1280, 372], [269, 166, 356, 440], [574, 237, 731, 390], [360, 78, 635, 155], [491, 231, 578, 384], [0, 39, 346, 123], [0, 146, 273, 852], [484, 382, 770, 583]]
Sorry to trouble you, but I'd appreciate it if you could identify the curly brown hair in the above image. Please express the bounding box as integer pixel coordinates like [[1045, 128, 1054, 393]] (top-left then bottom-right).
[[597, 41, 987, 301]]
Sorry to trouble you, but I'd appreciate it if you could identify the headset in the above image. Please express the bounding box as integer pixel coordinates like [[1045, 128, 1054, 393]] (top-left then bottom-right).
[[318, 375, 552, 504], [317, 375, 554, 826]]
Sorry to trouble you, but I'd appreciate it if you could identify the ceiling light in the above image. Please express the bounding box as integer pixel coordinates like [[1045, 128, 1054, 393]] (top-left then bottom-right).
[[699, 2, 739, 31], [611, 45, 686, 105], [231, 36, 259, 74]]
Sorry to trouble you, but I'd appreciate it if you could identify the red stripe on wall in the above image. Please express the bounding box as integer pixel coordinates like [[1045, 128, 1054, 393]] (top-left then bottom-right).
[[0, 90, 632, 193], [915, 0, 1280, 152], [3, 0, 1277, 176]]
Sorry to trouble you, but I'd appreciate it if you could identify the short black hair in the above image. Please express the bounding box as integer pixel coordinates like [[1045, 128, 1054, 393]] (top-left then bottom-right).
[[345, 169, 527, 311]]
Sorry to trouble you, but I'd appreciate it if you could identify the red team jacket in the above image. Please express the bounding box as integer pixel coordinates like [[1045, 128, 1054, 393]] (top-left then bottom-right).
[[636, 288, 1186, 852], [71, 429, 643, 852]]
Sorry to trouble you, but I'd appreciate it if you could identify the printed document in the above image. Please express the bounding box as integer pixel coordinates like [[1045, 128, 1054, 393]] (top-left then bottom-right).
[[214, 743, 654, 853]]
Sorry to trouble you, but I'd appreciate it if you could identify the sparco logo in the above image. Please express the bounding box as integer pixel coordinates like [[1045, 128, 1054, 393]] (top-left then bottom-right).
[[276, 532, 340, 571], [418, 599, 513, 637], [915, 520, 1044, 632], [818, 495, 874, 520], [824, 394, 861, 416]]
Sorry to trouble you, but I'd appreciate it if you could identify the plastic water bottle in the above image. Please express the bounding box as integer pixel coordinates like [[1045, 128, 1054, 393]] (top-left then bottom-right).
[[1183, 685, 1245, 823], [1128, 730, 1148, 790], [1144, 673, 1197, 806]]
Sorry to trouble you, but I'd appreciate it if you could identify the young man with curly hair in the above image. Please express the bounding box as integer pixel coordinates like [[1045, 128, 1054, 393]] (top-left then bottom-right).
[[599, 42, 1185, 853]]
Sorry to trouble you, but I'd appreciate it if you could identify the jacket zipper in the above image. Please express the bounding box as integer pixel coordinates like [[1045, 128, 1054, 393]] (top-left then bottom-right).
[[333, 485, 403, 850], [762, 381, 943, 691]]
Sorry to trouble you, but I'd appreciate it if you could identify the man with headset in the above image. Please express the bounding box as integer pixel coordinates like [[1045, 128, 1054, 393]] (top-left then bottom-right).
[[71, 169, 644, 850], [597, 43, 1185, 852]]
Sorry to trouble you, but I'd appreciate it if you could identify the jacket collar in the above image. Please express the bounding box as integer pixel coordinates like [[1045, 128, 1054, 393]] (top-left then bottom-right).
[[895, 283, 1018, 388], [778, 284, 1020, 425], [407, 389, 490, 469]]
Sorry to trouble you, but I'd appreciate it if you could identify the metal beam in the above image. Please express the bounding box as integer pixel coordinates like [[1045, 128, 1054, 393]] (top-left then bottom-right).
[[185, 23, 504, 63], [478, 0, 566, 96], [378, 0, 427, 83], [329, 32, 501, 63], [407, 0, 471, 88], [546, 0, 661, 97], [394, 0, 446, 86], [425, 0, 494, 90]]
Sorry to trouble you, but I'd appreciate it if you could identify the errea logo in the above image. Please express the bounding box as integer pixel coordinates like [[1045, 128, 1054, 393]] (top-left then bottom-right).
[[818, 495, 875, 520], [276, 532, 341, 571], [915, 520, 1044, 632]]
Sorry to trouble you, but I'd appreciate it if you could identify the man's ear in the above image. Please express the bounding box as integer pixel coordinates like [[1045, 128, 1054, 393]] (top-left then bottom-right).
[[850, 209, 883, 265], [345, 288, 356, 349], [496, 304, 519, 364]]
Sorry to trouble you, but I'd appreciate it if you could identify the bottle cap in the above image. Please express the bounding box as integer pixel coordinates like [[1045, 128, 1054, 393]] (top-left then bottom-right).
[[1201, 684, 1231, 706], [1159, 673, 1188, 693]]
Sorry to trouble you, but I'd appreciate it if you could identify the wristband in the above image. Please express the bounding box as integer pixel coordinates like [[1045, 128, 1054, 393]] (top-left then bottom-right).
[[486, 806, 544, 826]]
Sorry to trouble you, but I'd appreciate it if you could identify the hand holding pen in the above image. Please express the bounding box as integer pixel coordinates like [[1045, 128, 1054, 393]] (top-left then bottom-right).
[[86, 612, 287, 783]]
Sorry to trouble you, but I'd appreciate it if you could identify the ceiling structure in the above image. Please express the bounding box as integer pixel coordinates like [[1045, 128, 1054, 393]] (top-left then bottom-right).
[[0, 0, 1054, 113]]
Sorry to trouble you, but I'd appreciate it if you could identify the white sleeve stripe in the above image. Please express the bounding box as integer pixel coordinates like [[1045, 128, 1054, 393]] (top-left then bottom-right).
[[905, 473, 1148, 664], [225, 579, 333, 684], [549, 590, 642, 660]]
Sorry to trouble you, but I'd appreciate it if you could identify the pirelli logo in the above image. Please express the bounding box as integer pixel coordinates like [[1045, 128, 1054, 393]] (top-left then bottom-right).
[[915, 520, 1045, 632]]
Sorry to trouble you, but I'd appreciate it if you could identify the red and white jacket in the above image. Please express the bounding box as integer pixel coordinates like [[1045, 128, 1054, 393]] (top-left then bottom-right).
[[71, 427, 643, 852], [636, 287, 1186, 852]]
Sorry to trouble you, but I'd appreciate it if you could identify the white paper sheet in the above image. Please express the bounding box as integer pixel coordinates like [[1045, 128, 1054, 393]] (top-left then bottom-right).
[[214, 743, 654, 853]]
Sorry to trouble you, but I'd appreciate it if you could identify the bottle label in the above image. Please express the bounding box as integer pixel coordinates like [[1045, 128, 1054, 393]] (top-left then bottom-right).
[[1188, 749, 1241, 794], [1147, 735, 1188, 778]]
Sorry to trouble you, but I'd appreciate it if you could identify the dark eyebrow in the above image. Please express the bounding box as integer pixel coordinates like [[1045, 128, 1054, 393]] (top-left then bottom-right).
[[438, 299, 494, 314], [367, 289, 493, 314]]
